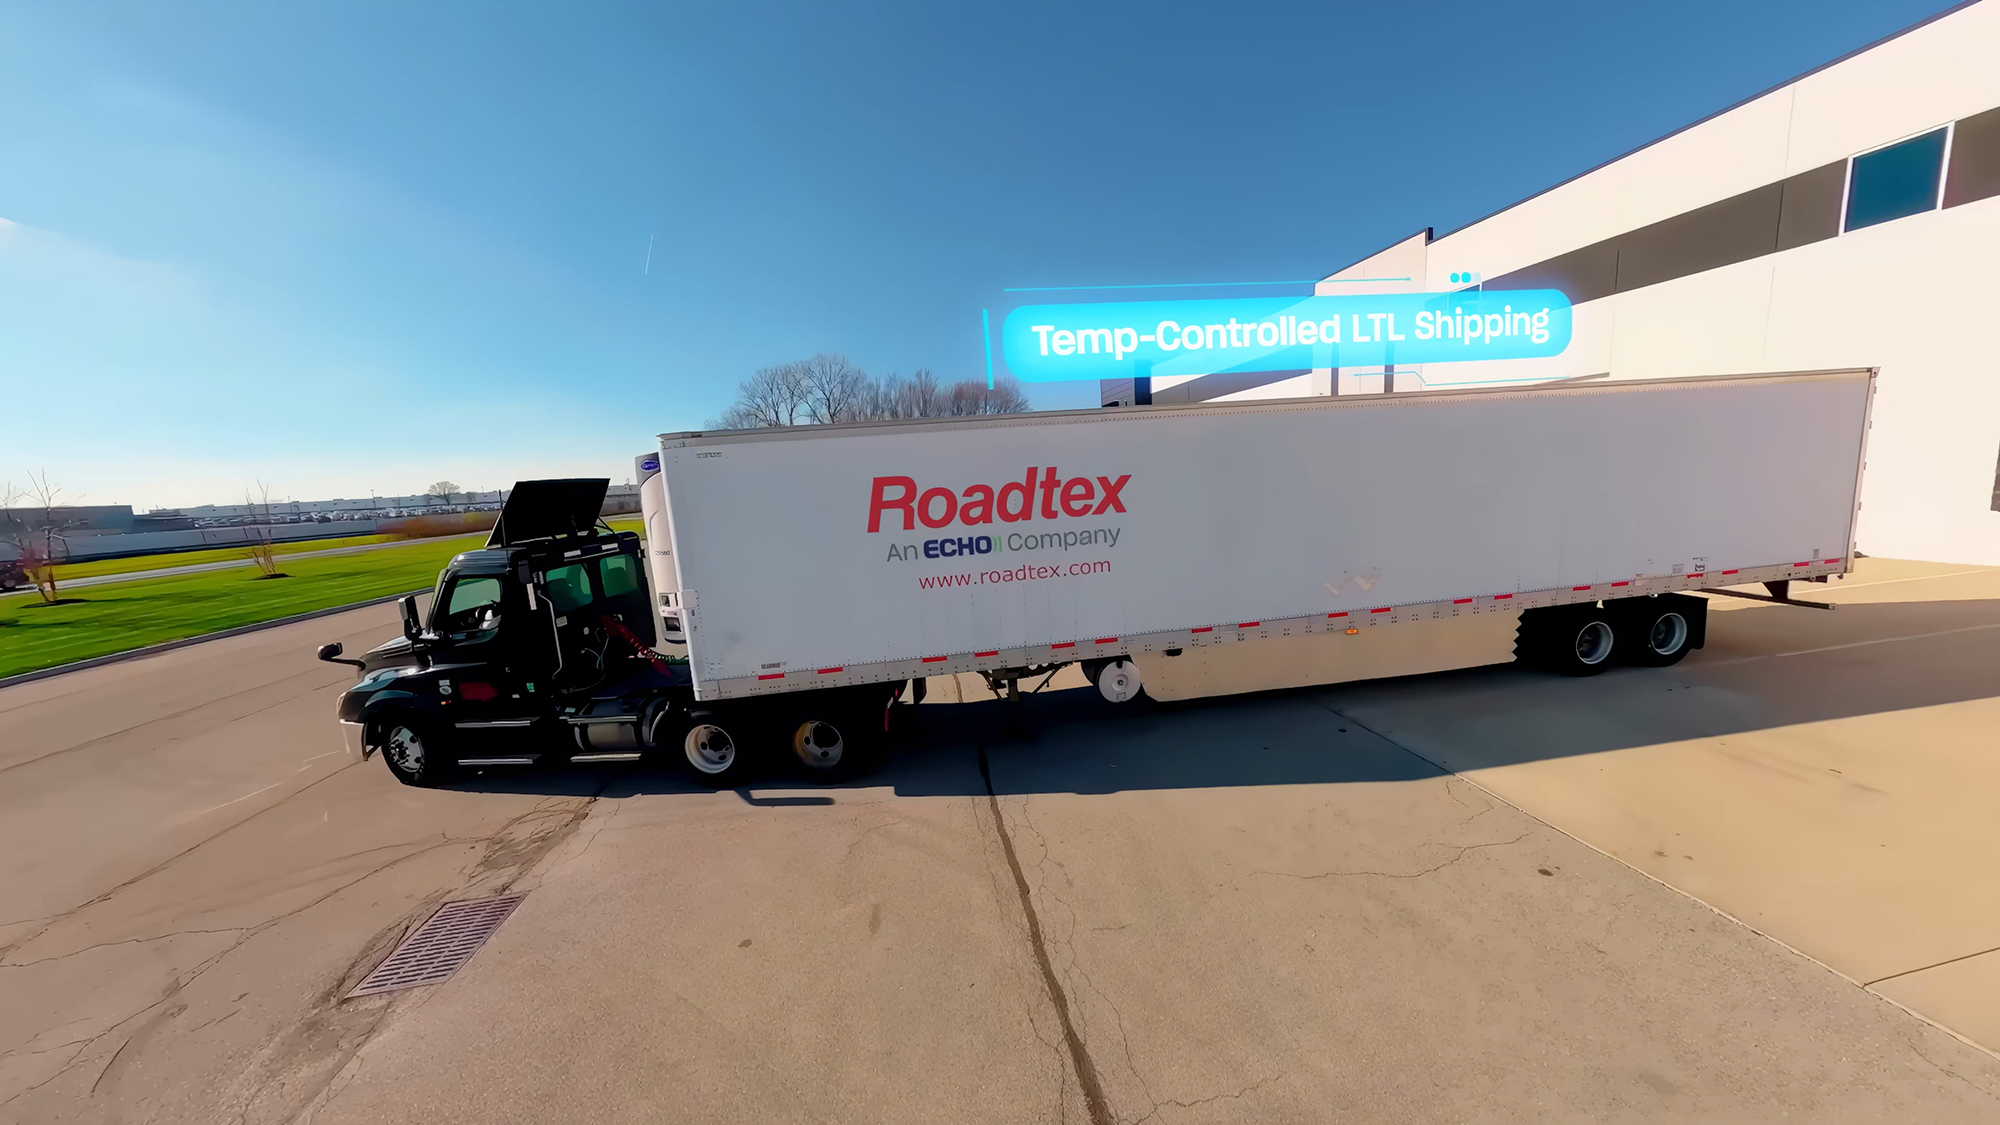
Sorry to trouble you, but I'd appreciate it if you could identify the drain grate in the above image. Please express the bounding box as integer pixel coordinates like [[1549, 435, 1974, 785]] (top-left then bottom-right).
[[348, 895, 523, 997]]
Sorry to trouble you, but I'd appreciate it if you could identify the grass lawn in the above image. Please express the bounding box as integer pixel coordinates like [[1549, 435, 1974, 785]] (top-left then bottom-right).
[[0, 517, 645, 679], [50, 531, 399, 581]]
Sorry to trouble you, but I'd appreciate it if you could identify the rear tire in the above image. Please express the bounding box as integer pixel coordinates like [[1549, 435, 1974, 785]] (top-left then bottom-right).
[[375, 716, 458, 787], [1521, 606, 1619, 677], [680, 709, 757, 787], [787, 714, 874, 783], [1621, 598, 1697, 667]]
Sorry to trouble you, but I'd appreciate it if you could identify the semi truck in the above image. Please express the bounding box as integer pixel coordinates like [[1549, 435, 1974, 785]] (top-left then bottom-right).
[[322, 367, 1874, 787]]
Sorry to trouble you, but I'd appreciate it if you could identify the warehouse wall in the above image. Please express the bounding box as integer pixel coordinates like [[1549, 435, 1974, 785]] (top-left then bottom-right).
[[1192, 1, 2000, 563]]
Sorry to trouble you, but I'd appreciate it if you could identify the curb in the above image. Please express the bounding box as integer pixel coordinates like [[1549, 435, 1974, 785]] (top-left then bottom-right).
[[0, 589, 427, 691]]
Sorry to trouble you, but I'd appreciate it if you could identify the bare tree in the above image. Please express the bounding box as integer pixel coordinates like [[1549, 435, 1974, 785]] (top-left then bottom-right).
[[711, 359, 1032, 429], [711, 361, 809, 429], [426, 480, 462, 503], [244, 481, 285, 578], [798, 352, 869, 424], [3, 470, 71, 604], [946, 374, 1033, 416], [868, 368, 947, 420]]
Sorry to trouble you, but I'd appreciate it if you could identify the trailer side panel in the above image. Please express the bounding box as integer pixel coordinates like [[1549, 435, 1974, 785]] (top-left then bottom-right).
[[658, 370, 1872, 699]]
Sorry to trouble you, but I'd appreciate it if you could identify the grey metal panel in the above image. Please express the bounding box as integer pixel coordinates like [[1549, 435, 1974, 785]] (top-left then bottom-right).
[[1152, 370, 1309, 406], [1482, 239, 1618, 304], [1100, 378, 1135, 407], [1615, 182, 1782, 291], [1991, 442, 2000, 514], [1945, 104, 2000, 209], [662, 368, 1874, 448], [1776, 160, 1847, 250]]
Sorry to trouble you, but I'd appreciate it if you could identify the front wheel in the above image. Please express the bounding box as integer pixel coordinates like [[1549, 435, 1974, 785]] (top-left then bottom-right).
[[376, 716, 458, 787]]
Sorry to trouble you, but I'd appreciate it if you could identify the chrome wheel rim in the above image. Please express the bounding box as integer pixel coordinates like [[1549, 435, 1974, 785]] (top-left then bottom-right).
[[792, 720, 845, 769], [1649, 612, 1689, 655], [385, 725, 425, 774], [685, 723, 736, 774], [1574, 621, 1614, 665]]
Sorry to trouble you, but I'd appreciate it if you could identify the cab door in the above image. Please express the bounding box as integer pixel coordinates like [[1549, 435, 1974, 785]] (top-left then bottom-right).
[[429, 570, 541, 745]]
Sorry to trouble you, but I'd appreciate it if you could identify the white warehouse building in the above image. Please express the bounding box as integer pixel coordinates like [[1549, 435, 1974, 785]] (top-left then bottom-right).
[[1110, 0, 2000, 564]]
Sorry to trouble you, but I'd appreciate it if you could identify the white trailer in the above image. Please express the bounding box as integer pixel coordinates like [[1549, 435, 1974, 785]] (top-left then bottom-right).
[[634, 368, 1872, 779]]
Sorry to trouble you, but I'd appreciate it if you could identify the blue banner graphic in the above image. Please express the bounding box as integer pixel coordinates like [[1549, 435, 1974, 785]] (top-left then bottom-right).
[[998, 290, 1572, 383]]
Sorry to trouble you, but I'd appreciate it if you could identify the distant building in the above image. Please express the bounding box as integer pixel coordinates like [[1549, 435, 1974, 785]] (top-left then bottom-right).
[[149, 484, 641, 523], [0, 505, 192, 537]]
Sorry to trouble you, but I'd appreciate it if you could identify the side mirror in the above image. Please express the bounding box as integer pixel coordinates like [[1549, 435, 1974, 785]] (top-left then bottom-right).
[[317, 641, 365, 670], [399, 594, 423, 641]]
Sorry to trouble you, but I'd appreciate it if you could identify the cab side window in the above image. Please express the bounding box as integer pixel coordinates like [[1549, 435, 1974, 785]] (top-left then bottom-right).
[[544, 564, 591, 614], [596, 554, 640, 598], [438, 576, 503, 633]]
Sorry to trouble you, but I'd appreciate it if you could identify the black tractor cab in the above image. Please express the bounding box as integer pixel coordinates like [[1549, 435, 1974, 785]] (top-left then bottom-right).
[[320, 478, 688, 784]]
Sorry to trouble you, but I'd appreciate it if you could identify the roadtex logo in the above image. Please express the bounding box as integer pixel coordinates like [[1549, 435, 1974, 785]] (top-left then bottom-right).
[[867, 467, 1130, 532]]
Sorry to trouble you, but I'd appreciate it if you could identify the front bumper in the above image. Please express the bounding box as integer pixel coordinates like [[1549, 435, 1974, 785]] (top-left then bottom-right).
[[339, 719, 370, 762]]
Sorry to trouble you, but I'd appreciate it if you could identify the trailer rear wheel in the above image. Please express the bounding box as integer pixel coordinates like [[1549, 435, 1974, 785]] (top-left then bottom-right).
[[1552, 612, 1616, 672], [1622, 599, 1697, 667], [1521, 606, 1619, 676], [682, 711, 755, 787]]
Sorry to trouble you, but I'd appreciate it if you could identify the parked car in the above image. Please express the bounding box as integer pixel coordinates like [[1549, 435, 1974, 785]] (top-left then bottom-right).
[[1, 558, 26, 591]]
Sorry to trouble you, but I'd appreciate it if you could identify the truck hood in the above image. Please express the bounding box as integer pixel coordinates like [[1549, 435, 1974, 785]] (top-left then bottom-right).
[[487, 478, 608, 548], [361, 635, 422, 672]]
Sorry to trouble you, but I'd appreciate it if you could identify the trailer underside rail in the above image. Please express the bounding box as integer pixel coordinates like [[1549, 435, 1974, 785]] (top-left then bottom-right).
[[688, 556, 1848, 701]]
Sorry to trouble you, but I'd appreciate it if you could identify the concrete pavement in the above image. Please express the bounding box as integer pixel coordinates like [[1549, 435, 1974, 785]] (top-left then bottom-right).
[[0, 605, 610, 1125], [5, 559, 1999, 1123], [1322, 558, 2000, 1049]]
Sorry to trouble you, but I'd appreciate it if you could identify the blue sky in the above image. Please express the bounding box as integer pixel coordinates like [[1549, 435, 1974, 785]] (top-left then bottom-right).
[[0, 0, 1954, 510]]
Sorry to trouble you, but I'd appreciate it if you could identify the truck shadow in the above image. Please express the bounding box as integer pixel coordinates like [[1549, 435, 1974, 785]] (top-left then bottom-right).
[[451, 595, 2000, 800]]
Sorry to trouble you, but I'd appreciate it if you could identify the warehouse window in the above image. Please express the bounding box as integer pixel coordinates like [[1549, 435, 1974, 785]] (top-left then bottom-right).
[[1844, 127, 1949, 233], [1944, 105, 2000, 209]]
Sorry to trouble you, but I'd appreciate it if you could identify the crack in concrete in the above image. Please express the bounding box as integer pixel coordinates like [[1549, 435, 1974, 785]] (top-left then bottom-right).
[[842, 813, 911, 860], [0, 759, 363, 960], [1249, 832, 1530, 882], [1130, 1074, 1281, 1124], [280, 786, 609, 1125], [0, 664, 341, 777], [1904, 1034, 2000, 1103], [1, 926, 250, 970], [0, 837, 458, 1112], [976, 743, 1112, 1125], [1015, 799, 1156, 1121], [0, 1042, 93, 1107]]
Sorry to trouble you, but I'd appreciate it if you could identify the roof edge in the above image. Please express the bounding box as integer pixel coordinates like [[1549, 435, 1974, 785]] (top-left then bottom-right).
[[1414, 0, 1981, 250]]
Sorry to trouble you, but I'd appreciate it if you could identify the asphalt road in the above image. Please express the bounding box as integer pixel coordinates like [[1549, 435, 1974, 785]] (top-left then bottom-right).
[[4, 560, 1998, 1123]]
